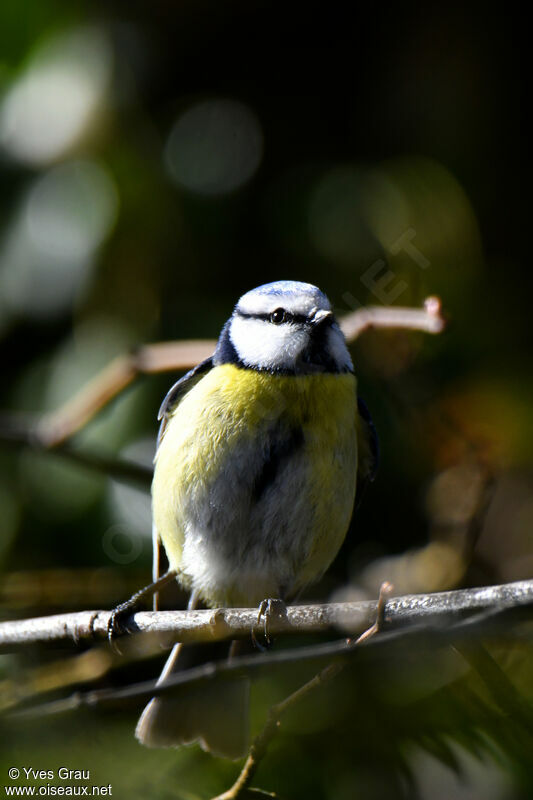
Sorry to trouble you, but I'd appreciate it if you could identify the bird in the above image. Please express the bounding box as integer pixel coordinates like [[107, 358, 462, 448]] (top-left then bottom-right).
[[135, 280, 378, 759]]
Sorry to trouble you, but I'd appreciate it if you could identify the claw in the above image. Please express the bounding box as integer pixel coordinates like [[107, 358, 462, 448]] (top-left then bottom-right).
[[253, 598, 288, 648], [107, 601, 136, 653]]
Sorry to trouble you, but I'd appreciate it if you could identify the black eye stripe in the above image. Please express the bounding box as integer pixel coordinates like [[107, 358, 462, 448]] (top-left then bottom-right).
[[236, 309, 309, 324]]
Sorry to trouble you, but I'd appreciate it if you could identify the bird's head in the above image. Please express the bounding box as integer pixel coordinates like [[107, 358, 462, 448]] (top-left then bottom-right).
[[215, 280, 353, 374]]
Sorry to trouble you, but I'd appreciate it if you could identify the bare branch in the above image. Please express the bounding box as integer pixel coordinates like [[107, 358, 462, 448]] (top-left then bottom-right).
[[1, 579, 531, 651], [340, 295, 445, 340]]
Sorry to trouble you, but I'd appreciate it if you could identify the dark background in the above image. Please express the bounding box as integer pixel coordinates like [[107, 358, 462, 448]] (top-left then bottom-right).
[[0, 3, 531, 799]]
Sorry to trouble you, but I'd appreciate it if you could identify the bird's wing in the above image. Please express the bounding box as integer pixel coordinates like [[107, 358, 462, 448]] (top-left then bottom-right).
[[152, 356, 214, 598], [156, 356, 214, 448], [355, 395, 379, 509]]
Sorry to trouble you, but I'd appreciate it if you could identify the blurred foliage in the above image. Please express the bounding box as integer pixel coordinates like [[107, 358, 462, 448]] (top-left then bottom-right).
[[0, 2, 531, 799]]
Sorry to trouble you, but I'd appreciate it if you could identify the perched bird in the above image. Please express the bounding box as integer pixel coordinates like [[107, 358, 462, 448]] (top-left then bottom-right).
[[136, 280, 378, 758]]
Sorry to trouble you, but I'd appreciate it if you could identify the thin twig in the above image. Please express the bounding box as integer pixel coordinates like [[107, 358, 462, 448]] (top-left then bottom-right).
[[1, 579, 531, 650], [347, 580, 393, 645]]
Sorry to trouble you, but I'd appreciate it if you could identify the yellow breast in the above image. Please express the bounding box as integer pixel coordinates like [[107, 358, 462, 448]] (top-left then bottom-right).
[[152, 363, 358, 606]]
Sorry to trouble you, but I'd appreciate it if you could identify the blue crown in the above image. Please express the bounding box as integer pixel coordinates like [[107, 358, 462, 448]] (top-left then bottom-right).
[[245, 280, 330, 308]]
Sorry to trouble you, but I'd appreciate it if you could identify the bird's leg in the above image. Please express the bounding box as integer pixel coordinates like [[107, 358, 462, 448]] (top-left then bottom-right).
[[106, 569, 178, 647], [253, 598, 288, 649]]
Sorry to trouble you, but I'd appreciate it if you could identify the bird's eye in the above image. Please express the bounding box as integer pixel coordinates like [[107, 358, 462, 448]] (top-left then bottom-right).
[[270, 308, 286, 324]]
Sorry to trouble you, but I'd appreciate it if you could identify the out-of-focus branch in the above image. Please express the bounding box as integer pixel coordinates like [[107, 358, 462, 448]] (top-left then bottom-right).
[[340, 295, 445, 340], [1, 579, 530, 651], [456, 642, 533, 737], [0, 568, 156, 612], [0, 297, 444, 450], [36, 340, 216, 447], [0, 418, 153, 488]]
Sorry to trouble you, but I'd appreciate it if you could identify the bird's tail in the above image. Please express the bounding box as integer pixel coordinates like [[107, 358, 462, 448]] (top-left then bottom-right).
[[135, 640, 250, 760]]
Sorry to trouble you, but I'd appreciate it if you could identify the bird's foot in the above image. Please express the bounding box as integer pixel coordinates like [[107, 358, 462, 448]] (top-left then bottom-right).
[[253, 597, 288, 650], [107, 569, 177, 651], [107, 600, 137, 652]]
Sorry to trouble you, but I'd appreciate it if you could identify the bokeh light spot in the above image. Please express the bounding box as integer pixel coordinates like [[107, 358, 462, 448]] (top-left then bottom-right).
[[0, 26, 112, 166], [0, 160, 118, 319], [27, 160, 118, 261], [164, 98, 263, 195], [308, 165, 410, 266]]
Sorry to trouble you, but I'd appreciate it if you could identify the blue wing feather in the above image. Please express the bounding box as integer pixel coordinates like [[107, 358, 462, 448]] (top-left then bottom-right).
[[157, 356, 214, 446]]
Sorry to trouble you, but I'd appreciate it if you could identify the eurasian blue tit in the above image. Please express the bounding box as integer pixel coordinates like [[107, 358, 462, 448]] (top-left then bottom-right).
[[136, 280, 378, 758]]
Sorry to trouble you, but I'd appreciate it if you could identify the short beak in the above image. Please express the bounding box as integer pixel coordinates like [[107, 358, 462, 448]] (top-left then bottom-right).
[[310, 309, 334, 327]]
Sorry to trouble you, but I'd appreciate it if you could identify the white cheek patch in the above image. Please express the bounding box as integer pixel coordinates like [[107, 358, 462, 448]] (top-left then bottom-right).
[[230, 316, 308, 371]]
